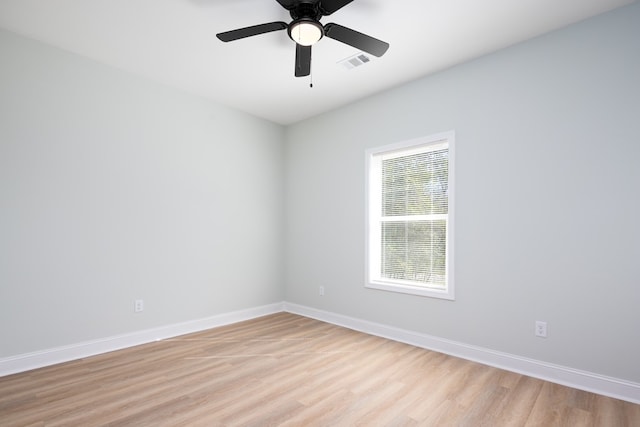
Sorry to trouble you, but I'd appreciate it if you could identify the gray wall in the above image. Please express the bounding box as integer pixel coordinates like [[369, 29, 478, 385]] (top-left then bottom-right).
[[284, 4, 640, 382], [0, 29, 285, 357]]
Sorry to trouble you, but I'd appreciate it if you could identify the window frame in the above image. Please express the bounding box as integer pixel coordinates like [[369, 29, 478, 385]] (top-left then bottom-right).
[[365, 131, 455, 300]]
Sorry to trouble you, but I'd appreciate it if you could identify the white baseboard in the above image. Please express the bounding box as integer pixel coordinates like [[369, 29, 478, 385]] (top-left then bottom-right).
[[3, 301, 638, 405], [0, 302, 284, 377], [284, 302, 640, 404]]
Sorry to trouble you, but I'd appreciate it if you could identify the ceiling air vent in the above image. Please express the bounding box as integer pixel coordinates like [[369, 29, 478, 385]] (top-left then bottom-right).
[[338, 53, 371, 70]]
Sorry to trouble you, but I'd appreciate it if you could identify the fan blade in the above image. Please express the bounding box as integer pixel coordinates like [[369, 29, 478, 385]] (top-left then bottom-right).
[[217, 22, 287, 42], [295, 44, 312, 77], [275, 0, 296, 10], [319, 0, 354, 15], [324, 23, 389, 57]]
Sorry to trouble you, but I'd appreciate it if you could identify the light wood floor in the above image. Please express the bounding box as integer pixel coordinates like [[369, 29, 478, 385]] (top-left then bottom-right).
[[1, 313, 638, 426]]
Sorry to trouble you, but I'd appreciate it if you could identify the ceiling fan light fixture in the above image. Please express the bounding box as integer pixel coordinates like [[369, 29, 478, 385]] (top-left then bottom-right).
[[288, 19, 323, 46]]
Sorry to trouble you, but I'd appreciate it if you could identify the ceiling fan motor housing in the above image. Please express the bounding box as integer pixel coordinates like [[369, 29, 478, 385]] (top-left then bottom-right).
[[289, 1, 322, 20]]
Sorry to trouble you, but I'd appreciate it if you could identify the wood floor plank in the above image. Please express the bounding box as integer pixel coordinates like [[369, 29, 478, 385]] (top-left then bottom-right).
[[1, 312, 638, 426]]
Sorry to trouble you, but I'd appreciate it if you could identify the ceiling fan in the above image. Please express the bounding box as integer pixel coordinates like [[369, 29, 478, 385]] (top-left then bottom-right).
[[216, 0, 389, 77]]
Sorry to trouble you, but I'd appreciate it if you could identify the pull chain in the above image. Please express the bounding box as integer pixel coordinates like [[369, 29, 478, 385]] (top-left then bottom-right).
[[310, 57, 313, 88]]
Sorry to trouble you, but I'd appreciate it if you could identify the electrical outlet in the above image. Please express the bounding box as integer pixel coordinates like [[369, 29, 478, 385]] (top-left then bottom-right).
[[535, 321, 547, 338], [134, 299, 144, 313], [319, 286, 325, 296]]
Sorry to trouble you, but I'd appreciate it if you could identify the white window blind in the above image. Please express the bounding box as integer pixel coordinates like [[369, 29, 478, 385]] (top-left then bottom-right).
[[366, 132, 454, 299]]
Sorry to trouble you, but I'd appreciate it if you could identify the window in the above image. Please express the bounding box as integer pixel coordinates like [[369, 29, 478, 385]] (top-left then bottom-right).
[[366, 132, 454, 299]]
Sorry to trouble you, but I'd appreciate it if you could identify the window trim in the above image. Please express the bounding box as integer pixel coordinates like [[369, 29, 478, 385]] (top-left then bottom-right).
[[365, 131, 455, 300]]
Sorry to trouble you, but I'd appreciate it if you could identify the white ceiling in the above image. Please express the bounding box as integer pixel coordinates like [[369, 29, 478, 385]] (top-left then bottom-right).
[[0, 0, 635, 125]]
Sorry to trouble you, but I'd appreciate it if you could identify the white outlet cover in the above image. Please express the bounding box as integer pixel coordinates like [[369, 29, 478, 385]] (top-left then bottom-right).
[[535, 321, 547, 337]]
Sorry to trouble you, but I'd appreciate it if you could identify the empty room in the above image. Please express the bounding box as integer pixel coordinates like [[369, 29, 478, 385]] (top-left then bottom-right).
[[1, 0, 639, 425]]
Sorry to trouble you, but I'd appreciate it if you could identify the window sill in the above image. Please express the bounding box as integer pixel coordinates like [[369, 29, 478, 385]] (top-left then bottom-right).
[[366, 281, 455, 300]]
